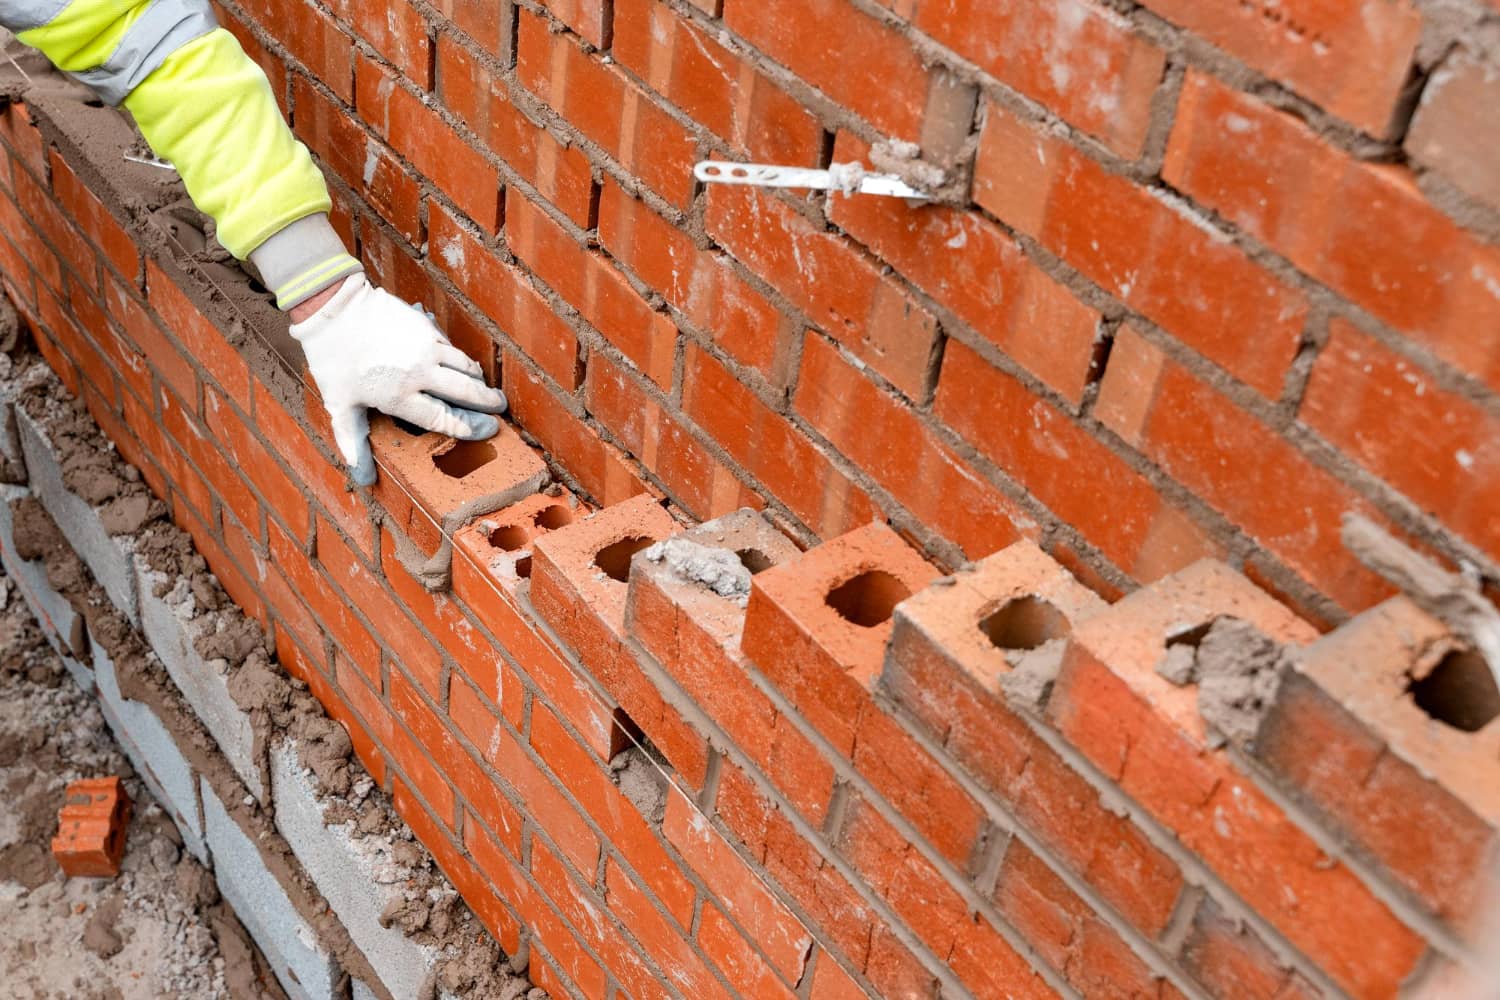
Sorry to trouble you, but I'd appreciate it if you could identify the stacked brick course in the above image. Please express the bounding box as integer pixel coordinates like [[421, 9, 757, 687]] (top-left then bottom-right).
[[0, 0, 1497, 997]]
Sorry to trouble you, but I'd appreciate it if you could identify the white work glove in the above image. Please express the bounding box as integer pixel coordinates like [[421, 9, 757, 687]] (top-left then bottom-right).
[[290, 275, 508, 486]]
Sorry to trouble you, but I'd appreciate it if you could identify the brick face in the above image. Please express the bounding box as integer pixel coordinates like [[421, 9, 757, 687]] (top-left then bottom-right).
[[5, 0, 1497, 995]]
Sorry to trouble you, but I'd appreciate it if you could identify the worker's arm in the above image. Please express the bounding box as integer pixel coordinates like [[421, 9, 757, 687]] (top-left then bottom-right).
[[0, 0, 506, 484]]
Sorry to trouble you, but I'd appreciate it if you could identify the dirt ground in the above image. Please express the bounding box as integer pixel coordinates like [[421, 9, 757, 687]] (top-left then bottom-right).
[[0, 567, 283, 1000]]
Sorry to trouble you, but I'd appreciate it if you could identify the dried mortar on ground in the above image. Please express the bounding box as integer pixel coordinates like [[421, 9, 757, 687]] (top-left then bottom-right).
[[0, 568, 284, 1000]]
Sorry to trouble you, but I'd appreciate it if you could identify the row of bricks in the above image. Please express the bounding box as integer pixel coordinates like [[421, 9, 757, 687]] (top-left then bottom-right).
[[2, 76, 1500, 1000], [212, 0, 1500, 623]]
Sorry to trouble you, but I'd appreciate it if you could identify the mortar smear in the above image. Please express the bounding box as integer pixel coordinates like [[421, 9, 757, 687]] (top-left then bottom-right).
[[643, 538, 751, 605]]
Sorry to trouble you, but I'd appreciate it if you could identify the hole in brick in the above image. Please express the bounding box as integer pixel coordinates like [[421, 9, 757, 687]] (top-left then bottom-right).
[[1409, 649, 1500, 733], [433, 439, 497, 478], [489, 524, 529, 551], [737, 548, 773, 575], [393, 417, 425, 436], [594, 536, 655, 583], [825, 570, 910, 628], [515, 555, 532, 579], [979, 596, 1071, 651], [534, 504, 574, 531]]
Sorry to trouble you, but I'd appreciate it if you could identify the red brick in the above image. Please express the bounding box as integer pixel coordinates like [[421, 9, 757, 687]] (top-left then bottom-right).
[[723, 0, 935, 140], [454, 701, 603, 877], [706, 185, 939, 400], [1048, 562, 1426, 998], [831, 135, 1100, 404], [501, 355, 648, 505], [331, 0, 431, 87], [204, 386, 312, 543], [51, 778, 131, 878], [795, 334, 1027, 560], [977, 100, 1306, 400], [1116, 342, 1393, 610], [436, 37, 595, 227], [450, 498, 628, 761], [505, 190, 677, 388], [428, 203, 582, 389], [662, 787, 813, 984], [809, 954, 872, 1000], [603, 855, 735, 1000], [698, 902, 799, 1000], [251, 379, 374, 558], [158, 382, 261, 537], [1139, 0, 1420, 135], [293, 76, 421, 243], [1163, 72, 1500, 389], [683, 341, 879, 540], [379, 526, 502, 672], [598, 181, 797, 385], [391, 667, 526, 854], [1406, 48, 1500, 214], [936, 339, 1204, 580], [0, 102, 48, 181], [239, 0, 354, 100], [1303, 320, 1500, 560], [102, 277, 196, 418], [48, 150, 139, 285], [529, 494, 712, 787], [993, 838, 1164, 998], [1270, 597, 1500, 924], [584, 350, 759, 520], [356, 54, 500, 231], [262, 515, 354, 666], [430, 0, 506, 50], [613, 0, 822, 165], [146, 260, 251, 410], [835, 798, 971, 959], [15, 165, 96, 294], [516, 10, 699, 208], [366, 412, 547, 557], [538, 0, 609, 48], [625, 509, 836, 823], [1177, 896, 1315, 1000], [315, 517, 446, 694], [912, 0, 1163, 156], [529, 839, 662, 1000], [742, 522, 936, 755]]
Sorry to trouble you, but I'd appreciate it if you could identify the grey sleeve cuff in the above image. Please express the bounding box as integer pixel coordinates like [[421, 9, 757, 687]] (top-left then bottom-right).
[[248, 213, 364, 310]]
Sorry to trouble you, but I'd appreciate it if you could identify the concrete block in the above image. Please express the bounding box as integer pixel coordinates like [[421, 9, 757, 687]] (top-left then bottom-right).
[[15, 406, 137, 623], [91, 633, 207, 863], [0, 482, 91, 691], [271, 743, 439, 999], [201, 778, 343, 1000], [137, 559, 264, 800]]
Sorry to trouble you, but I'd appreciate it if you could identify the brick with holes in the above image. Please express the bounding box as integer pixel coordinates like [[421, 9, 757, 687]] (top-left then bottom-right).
[[52, 776, 132, 877], [741, 522, 937, 757], [625, 508, 838, 823], [529, 493, 713, 787], [367, 414, 548, 588], [1254, 597, 1500, 929], [1047, 561, 1428, 996]]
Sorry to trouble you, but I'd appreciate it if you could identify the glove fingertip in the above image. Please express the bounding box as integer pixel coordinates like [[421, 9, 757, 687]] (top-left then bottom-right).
[[455, 412, 500, 440]]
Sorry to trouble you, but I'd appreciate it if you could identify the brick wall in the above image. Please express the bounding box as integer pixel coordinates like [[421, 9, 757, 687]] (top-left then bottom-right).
[[0, 1, 1497, 998]]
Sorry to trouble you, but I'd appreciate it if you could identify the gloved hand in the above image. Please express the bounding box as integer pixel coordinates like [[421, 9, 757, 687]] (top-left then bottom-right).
[[289, 275, 508, 486]]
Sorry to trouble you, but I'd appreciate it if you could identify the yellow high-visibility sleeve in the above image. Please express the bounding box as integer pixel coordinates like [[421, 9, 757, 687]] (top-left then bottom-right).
[[9, 1, 361, 305]]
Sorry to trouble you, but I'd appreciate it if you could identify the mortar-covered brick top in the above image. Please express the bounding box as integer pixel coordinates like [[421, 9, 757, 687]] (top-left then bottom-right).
[[1066, 559, 1318, 741], [1297, 595, 1500, 824]]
